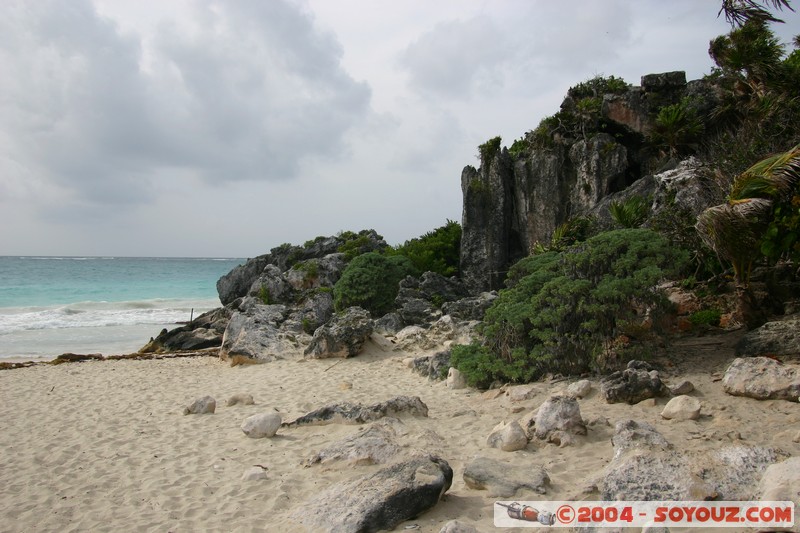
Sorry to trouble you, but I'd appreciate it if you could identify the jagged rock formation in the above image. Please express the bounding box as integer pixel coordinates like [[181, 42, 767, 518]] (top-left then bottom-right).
[[459, 71, 720, 292]]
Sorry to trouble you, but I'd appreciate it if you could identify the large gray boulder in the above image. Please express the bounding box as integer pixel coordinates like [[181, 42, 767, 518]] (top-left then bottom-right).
[[139, 306, 232, 353], [289, 455, 453, 533], [217, 255, 271, 306], [463, 456, 549, 497], [533, 395, 586, 444], [304, 306, 374, 358], [441, 292, 498, 321], [601, 360, 668, 404], [735, 315, 800, 357], [219, 301, 300, 361], [247, 264, 293, 304], [722, 356, 800, 401], [305, 423, 401, 467], [283, 396, 429, 427]]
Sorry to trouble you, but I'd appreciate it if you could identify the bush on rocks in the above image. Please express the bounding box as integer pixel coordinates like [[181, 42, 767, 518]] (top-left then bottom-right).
[[333, 253, 418, 317]]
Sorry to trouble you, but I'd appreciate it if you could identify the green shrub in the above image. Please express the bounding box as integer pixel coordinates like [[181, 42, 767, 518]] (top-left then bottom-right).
[[259, 285, 271, 305], [689, 309, 722, 327], [649, 98, 703, 157], [337, 229, 384, 261], [478, 136, 502, 163], [333, 253, 418, 316], [509, 137, 531, 158], [455, 229, 687, 383], [391, 220, 461, 277], [609, 196, 650, 228], [568, 75, 629, 99]]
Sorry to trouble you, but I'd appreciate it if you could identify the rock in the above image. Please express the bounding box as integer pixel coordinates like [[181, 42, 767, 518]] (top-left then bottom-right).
[[227, 393, 255, 406], [668, 379, 694, 395], [506, 384, 538, 402], [247, 264, 294, 304], [139, 306, 232, 353], [411, 350, 451, 380], [183, 396, 216, 415], [722, 357, 800, 401], [241, 466, 268, 481], [735, 316, 800, 357], [482, 389, 504, 400], [463, 456, 550, 497], [709, 445, 785, 500], [305, 423, 401, 467], [601, 360, 667, 404], [241, 412, 281, 438], [439, 520, 481, 533], [660, 395, 701, 421], [442, 292, 498, 321], [641, 70, 687, 91], [487, 420, 528, 452], [374, 312, 403, 336], [566, 379, 593, 399], [602, 450, 716, 501], [398, 297, 437, 326], [290, 455, 452, 533], [446, 367, 467, 389], [611, 419, 670, 460], [284, 396, 429, 427], [533, 395, 586, 443], [304, 306, 374, 359], [284, 254, 345, 291], [219, 300, 300, 362], [217, 254, 272, 306], [759, 457, 800, 532]]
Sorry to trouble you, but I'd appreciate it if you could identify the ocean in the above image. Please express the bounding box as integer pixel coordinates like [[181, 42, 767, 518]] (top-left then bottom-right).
[[0, 256, 243, 359]]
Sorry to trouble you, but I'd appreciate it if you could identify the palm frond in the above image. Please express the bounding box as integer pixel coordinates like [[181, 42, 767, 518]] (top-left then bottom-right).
[[720, 0, 793, 26], [731, 143, 800, 199]]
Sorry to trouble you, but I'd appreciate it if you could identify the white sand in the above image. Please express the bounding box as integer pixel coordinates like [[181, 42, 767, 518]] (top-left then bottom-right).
[[1, 335, 798, 533]]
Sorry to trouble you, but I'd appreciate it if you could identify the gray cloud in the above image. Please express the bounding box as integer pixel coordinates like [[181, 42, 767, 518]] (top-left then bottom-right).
[[0, 0, 370, 208]]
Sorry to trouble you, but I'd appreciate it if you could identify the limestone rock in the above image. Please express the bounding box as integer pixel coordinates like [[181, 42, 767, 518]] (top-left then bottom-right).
[[463, 456, 549, 497], [611, 419, 670, 460], [439, 520, 481, 533], [241, 412, 281, 438], [374, 312, 403, 336], [304, 306, 374, 359], [759, 457, 800, 533], [139, 306, 232, 353], [669, 379, 695, 395], [446, 367, 467, 389], [534, 395, 586, 443], [487, 420, 528, 452], [735, 315, 800, 357], [411, 350, 451, 381], [217, 254, 272, 306], [601, 360, 667, 404], [219, 301, 299, 362], [722, 357, 800, 401], [441, 292, 498, 321], [603, 450, 716, 501], [660, 395, 701, 421], [284, 396, 428, 427], [506, 384, 539, 402], [290, 455, 452, 533], [305, 423, 401, 467], [227, 393, 255, 407], [183, 396, 216, 415], [566, 379, 593, 399]]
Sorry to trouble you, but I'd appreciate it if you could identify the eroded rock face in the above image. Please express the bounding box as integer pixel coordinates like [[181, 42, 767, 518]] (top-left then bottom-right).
[[463, 456, 549, 497], [289, 455, 453, 533], [722, 356, 800, 401], [283, 396, 429, 427], [219, 301, 300, 361], [304, 306, 374, 359]]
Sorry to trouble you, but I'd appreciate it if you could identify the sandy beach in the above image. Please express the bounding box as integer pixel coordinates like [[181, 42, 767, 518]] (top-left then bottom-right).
[[1, 333, 799, 533]]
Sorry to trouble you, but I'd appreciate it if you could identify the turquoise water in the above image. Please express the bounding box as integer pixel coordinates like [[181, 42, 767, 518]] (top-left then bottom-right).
[[0, 256, 243, 358]]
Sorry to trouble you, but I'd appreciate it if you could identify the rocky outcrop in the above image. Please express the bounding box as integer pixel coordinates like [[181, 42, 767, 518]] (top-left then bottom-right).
[[304, 306, 373, 358], [140, 306, 232, 353], [735, 315, 800, 357], [459, 72, 720, 292], [463, 456, 550, 497], [219, 299, 303, 362], [283, 396, 429, 427], [722, 356, 800, 401], [290, 455, 453, 533]]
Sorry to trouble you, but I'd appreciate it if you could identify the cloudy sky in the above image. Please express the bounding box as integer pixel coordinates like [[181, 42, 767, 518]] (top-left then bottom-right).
[[1, 0, 798, 257]]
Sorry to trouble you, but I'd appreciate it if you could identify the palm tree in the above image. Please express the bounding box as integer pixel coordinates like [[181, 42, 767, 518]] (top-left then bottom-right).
[[696, 143, 800, 327], [719, 0, 793, 26]]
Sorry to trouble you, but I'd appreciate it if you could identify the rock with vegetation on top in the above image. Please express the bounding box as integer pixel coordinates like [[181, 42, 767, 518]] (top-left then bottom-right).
[[735, 315, 800, 357], [601, 360, 668, 404], [722, 356, 800, 401], [241, 412, 281, 438], [183, 396, 216, 415], [289, 455, 453, 533], [304, 306, 374, 359], [283, 396, 428, 427], [463, 456, 550, 497]]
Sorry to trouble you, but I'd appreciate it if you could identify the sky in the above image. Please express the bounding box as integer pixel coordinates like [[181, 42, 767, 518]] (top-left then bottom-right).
[[1, 1, 798, 258]]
